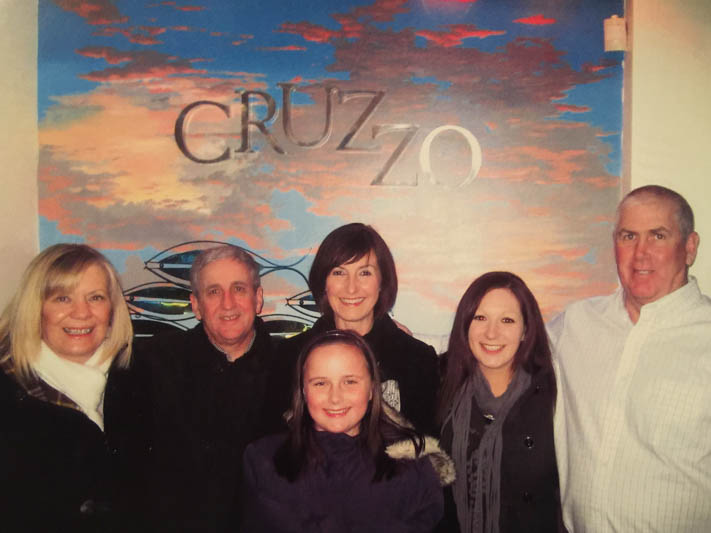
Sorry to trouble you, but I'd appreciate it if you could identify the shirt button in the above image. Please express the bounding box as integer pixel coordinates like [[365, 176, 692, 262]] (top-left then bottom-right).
[[524, 436, 534, 449]]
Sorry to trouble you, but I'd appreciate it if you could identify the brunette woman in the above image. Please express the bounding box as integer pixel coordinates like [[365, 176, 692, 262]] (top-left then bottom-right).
[[265, 223, 439, 435], [438, 272, 560, 533]]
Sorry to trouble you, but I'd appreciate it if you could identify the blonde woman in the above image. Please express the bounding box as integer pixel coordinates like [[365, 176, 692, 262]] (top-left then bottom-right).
[[0, 244, 135, 532]]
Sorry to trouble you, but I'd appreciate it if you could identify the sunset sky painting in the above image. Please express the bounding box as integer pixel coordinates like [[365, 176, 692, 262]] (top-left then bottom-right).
[[38, 0, 624, 343]]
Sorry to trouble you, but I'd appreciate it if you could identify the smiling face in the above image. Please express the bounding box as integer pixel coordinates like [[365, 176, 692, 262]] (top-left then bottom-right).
[[190, 258, 263, 360], [614, 195, 699, 322], [325, 252, 381, 335], [303, 342, 373, 437], [467, 288, 525, 389], [41, 263, 113, 364]]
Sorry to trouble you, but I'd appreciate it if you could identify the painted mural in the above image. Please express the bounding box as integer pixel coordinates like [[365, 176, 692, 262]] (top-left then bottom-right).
[[38, 0, 624, 349]]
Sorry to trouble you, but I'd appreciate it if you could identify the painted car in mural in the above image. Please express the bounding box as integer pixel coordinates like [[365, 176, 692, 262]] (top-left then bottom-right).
[[125, 241, 317, 339]]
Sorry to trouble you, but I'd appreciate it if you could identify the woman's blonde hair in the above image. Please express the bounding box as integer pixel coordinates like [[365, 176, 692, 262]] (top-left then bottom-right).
[[0, 244, 133, 382]]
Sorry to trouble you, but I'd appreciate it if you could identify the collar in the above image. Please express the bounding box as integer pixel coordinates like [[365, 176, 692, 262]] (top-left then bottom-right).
[[202, 316, 269, 363], [612, 276, 703, 325], [637, 276, 703, 321], [212, 328, 256, 361], [311, 314, 394, 339]]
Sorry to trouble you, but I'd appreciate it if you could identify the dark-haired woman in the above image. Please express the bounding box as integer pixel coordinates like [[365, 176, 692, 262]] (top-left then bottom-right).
[[265, 223, 439, 436], [438, 272, 561, 533], [243, 329, 453, 532]]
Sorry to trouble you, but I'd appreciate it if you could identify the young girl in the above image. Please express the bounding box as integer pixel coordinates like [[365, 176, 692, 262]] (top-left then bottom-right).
[[243, 329, 453, 532]]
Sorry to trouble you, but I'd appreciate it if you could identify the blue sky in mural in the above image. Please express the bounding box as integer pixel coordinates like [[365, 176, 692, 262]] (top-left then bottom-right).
[[39, 0, 623, 116], [39, 0, 623, 174], [38, 0, 364, 117], [38, 0, 624, 335]]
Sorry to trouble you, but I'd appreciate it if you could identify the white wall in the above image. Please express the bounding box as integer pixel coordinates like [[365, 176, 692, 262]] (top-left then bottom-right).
[[0, 1, 39, 309], [1, 1, 709, 308], [625, 0, 711, 293]]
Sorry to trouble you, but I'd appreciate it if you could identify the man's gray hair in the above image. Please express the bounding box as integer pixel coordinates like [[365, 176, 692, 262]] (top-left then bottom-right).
[[189, 245, 261, 294], [616, 185, 695, 240]]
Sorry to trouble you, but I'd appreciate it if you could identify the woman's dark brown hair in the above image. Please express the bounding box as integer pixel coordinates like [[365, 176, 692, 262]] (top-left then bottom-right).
[[438, 271, 555, 423], [308, 223, 398, 321]]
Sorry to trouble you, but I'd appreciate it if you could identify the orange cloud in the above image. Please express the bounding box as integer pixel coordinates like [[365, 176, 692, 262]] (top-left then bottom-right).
[[350, 0, 409, 22], [583, 176, 618, 189], [332, 15, 365, 38], [78, 49, 206, 81], [480, 145, 590, 184], [92, 26, 163, 44], [38, 195, 72, 226], [416, 24, 506, 47], [556, 247, 590, 261], [279, 22, 341, 43], [77, 46, 135, 64], [278, 1, 409, 44], [582, 59, 618, 73], [526, 206, 551, 217], [52, 0, 127, 25], [39, 66, 277, 218], [514, 14, 556, 25], [555, 104, 591, 113], [140, 26, 167, 36]]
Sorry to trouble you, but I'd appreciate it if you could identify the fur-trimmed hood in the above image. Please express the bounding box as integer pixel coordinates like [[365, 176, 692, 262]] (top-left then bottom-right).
[[385, 436, 456, 487], [381, 403, 455, 487]]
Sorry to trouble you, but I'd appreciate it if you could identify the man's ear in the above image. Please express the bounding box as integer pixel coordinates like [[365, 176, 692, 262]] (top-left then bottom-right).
[[190, 293, 202, 320], [685, 231, 700, 267], [255, 286, 264, 315]]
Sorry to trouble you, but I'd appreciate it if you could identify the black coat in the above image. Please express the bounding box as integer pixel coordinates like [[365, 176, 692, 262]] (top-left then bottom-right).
[[439, 363, 561, 533], [264, 315, 439, 436], [128, 317, 275, 533], [242, 431, 444, 533], [0, 357, 136, 533]]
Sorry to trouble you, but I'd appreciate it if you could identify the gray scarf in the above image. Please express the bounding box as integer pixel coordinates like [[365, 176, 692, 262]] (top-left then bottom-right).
[[447, 366, 531, 533]]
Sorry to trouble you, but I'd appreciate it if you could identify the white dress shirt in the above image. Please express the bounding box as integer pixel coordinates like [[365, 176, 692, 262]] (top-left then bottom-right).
[[549, 277, 711, 532]]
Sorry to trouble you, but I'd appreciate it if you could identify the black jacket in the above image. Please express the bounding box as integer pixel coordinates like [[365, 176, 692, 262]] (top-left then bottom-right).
[[242, 431, 448, 533], [128, 317, 275, 533], [0, 356, 136, 533], [439, 362, 561, 533], [264, 315, 439, 436]]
